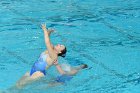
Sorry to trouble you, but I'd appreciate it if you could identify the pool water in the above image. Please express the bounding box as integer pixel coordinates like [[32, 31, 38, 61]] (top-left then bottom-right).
[[0, 0, 140, 93]]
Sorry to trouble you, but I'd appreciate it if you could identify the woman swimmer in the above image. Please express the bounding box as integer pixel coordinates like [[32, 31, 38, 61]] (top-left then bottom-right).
[[14, 24, 88, 88], [15, 24, 68, 88]]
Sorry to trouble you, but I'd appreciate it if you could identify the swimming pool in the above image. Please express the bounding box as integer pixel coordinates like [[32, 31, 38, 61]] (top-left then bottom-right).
[[0, 0, 140, 93]]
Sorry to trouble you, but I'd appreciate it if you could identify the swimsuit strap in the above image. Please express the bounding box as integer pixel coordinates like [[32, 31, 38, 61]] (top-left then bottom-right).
[[40, 52, 48, 62]]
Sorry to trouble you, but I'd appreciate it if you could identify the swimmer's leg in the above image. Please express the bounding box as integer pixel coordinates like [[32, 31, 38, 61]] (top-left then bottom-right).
[[47, 81, 62, 87], [15, 72, 31, 88], [6, 72, 30, 90], [66, 64, 88, 75], [15, 71, 44, 88], [73, 64, 88, 70], [35, 81, 63, 90]]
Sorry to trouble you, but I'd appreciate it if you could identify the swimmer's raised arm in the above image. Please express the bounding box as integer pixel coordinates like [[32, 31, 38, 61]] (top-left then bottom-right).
[[41, 24, 57, 60], [46, 28, 54, 48]]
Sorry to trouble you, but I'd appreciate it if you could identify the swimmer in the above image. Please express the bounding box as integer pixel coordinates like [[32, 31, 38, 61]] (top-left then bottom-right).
[[15, 24, 68, 88], [13, 24, 88, 89]]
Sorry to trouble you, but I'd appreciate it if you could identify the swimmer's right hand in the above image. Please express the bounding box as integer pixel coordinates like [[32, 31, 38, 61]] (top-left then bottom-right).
[[53, 60, 59, 66], [41, 24, 55, 34], [48, 29, 55, 35]]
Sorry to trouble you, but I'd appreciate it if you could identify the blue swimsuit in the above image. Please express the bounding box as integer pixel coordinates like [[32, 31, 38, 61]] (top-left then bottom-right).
[[30, 52, 48, 76], [30, 52, 73, 83]]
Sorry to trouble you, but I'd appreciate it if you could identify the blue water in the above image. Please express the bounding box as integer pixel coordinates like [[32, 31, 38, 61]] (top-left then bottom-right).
[[0, 0, 140, 93]]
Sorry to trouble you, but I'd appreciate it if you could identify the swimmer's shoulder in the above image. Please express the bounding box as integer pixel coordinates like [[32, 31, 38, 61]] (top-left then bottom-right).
[[42, 50, 48, 54]]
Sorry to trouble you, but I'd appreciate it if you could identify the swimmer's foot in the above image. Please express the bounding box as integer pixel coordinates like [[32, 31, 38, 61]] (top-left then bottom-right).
[[75, 64, 88, 70], [80, 64, 88, 69]]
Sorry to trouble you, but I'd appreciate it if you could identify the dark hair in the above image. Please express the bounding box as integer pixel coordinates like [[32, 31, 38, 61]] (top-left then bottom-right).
[[58, 47, 67, 57]]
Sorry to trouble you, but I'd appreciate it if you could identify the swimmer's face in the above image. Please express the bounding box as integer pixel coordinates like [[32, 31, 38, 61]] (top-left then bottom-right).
[[55, 44, 65, 53]]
